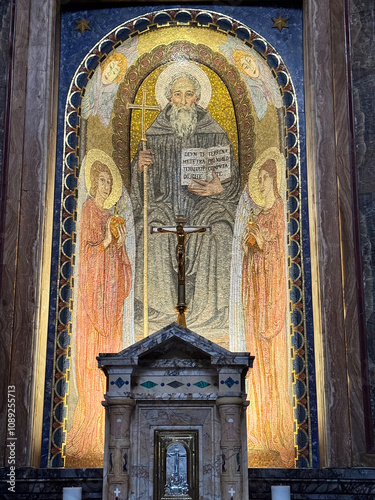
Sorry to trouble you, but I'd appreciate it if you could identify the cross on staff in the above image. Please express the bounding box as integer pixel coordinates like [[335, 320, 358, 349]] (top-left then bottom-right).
[[127, 90, 160, 338], [151, 216, 211, 327]]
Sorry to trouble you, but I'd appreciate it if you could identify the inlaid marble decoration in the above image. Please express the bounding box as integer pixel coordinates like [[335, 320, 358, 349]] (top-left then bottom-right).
[[45, 7, 314, 470]]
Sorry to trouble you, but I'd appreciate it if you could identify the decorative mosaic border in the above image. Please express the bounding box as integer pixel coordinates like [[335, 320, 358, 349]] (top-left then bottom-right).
[[48, 9, 311, 468]]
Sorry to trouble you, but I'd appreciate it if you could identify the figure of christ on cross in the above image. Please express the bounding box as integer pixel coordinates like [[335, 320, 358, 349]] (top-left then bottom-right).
[[151, 216, 210, 327]]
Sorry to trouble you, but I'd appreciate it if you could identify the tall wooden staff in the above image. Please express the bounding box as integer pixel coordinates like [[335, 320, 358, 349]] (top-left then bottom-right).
[[127, 90, 159, 337]]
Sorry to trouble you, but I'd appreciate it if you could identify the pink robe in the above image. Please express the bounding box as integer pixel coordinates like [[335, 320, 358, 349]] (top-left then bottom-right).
[[242, 196, 294, 467], [66, 198, 132, 467]]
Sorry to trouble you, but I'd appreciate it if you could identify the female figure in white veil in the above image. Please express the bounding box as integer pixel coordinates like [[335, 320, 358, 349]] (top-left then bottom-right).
[[230, 148, 294, 467], [65, 149, 135, 467]]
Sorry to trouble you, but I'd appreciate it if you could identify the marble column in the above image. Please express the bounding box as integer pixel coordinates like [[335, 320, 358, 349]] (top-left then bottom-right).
[[217, 397, 248, 500], [103, 398, 135, 500]]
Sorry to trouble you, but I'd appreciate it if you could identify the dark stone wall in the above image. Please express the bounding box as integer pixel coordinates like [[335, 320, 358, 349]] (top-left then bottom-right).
[[1, 467, 375, 499], [350, 0, 375, 447], [248, 468, 375, 499], [0, 0, 12, 206], [0, 468, 103, 499]]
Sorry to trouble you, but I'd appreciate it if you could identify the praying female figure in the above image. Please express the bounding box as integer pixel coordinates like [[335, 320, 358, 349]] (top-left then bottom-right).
[[241, 157, 294, 467], [66, 159, 132, 467]]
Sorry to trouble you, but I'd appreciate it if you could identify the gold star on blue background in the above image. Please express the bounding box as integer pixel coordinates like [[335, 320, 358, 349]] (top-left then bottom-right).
[[272, 15, 289, 32], [74, 18, 91, 34]]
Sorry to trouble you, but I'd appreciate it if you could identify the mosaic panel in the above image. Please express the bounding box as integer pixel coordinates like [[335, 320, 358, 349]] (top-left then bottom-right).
[[45, 6, 314, 470]]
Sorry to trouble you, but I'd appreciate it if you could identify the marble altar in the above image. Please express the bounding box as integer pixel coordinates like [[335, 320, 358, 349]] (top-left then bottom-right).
[[97, 323, 253, 500]]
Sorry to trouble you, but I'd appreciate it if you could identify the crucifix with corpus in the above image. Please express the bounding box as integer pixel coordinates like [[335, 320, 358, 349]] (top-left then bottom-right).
[[151, 216, 211, 327], [127, 90, 160, 337]]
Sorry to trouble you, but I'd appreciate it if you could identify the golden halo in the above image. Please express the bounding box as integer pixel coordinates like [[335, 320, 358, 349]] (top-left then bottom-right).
[[84, 149, 122, 209], [248, 147, 286, 207], [155, 61, 212, 109]]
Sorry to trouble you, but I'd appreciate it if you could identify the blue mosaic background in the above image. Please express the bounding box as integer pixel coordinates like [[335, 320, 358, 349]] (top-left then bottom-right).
[[42, 2, 318, 468]]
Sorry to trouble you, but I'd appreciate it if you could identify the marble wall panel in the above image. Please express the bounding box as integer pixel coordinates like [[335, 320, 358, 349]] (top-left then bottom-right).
[[0, 0, 13, 467], [0, 0, 58, 467], [303, 0, 369, 466], [0, 0, 12, 192], [329, 0, 367, 465], [350, 0, 375, 456], [0, 0, 30, 467]]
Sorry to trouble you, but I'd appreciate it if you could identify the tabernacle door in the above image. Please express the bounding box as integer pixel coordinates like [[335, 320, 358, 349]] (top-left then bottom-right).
[[154, 430, 199, 500]]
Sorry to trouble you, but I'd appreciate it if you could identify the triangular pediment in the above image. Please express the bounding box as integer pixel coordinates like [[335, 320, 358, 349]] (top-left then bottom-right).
[[138, 336, 211, 364], [98, 322, 251, 369]]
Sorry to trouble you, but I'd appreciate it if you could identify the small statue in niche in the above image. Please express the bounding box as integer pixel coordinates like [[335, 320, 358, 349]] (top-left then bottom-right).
[[222, 452, 227, 473], [227, 417, 236, 441], [236, 452, 241, 472], [123, 452, 128, 473], [109, 452, 113, 474]]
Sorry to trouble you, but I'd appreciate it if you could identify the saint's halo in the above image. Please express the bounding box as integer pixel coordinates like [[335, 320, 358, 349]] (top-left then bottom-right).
[[155, 61, 212, 109], [248, 147, 286, 207], [84, 149, 123, 209]]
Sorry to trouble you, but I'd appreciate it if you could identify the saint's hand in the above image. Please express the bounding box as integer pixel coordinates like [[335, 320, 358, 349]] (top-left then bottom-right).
[[188, 170, 224, 196], [242, 223, 264, 252], [117, 224, 127, 248], [138, 149, 153, 173]]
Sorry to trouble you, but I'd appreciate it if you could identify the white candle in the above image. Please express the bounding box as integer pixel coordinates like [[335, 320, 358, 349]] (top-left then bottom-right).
[[63, 487, 82, 500], [271, 485, 291, 500]]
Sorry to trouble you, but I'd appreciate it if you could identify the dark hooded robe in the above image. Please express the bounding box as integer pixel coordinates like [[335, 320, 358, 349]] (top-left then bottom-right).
[[131, 104, 240, 343]]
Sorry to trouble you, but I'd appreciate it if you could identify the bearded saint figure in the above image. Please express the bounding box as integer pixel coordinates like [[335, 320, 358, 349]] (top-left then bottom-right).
[[131, 66, 240, 342]]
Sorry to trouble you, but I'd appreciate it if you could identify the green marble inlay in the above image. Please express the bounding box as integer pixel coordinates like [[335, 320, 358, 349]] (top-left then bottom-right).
[[141, 381, 158, 389], [194, 381, 211, 389]]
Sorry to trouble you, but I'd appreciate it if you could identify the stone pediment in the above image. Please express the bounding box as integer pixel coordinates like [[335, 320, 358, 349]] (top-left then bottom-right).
[[97, 323, 253, 402], [98, 322, 252, 370]]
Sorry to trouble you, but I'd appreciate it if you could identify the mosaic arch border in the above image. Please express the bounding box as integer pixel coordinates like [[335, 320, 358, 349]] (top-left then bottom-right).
[[47, 8, 312, 468]]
